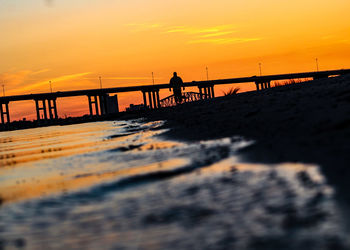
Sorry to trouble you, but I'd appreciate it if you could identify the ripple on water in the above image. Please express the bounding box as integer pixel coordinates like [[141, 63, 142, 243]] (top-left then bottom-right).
[[0, 120, 349, 249]]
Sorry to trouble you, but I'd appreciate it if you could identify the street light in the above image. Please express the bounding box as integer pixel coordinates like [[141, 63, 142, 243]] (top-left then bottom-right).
[[49, 81, 52, 93], [259, 63, 262, 76], [315, 58, 319, 72], [99, 76, 102, 89], [2, 84, 5, 97]]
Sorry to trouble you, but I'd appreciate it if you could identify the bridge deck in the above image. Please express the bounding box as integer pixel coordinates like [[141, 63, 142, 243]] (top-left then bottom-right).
[[1, 69, 349, 103]]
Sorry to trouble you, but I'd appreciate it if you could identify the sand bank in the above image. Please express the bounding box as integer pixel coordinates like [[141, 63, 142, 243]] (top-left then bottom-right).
[[148, 75, 350, 201]]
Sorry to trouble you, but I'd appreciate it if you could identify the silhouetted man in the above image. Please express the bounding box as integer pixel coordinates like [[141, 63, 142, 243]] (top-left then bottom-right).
[[169, 72, 185, 104]]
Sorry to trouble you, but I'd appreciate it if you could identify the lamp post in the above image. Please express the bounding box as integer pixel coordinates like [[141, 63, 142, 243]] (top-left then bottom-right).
[[2, 84, 5, 97], [316, 58, 319, 72], [206, 66, 209, 81], [99, 76, 102, 89], [49, 81, 52, 93], [259, 63, 262, 76]]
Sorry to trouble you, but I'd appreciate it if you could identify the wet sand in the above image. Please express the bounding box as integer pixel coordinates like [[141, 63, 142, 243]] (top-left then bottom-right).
[[1, 76, 350, 249], [149, 75, 350, 201]]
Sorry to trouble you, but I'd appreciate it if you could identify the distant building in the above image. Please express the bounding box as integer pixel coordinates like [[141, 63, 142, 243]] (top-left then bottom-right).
[[99, 94, 119, 115], [106, 94, 119, 114], [126, 104, 146, 112]]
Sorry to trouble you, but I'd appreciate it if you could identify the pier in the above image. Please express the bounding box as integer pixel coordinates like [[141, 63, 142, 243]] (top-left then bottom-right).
[[1, 68, 349, 124]]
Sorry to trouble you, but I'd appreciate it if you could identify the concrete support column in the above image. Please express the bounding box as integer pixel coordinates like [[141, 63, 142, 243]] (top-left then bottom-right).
[[35, 98, 58, 121], [42, 100, 48, 120], [152, 91, 157, 109], [47, 99, 58, 119], [142, 91, 147, 108], [35, 100, 40, 120], [35, 99, 47, 120], [211, 86, 215, 98], [5, 103, 10, 123], [48, 99, 53, 120], [203, 87, 208, 99], [156, 91, 160, 108], [255, 83, 260, 91], [99, 95, 104, 115], [53, 99, 58, 119], [148, 91, 153, 109], [87, 95, 99, 116], [198, 87, 203, 99], [0, 104, 3, 124], [94, 96, 99, 116], [0, 103, 8, 124], [98, 95, 108, 115], [206, 87, 211, 98], [88, 96, 93, 116]]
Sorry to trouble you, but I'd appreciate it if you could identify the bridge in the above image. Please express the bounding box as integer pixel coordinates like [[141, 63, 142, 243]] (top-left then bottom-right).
[[0, 68, 349, 124]]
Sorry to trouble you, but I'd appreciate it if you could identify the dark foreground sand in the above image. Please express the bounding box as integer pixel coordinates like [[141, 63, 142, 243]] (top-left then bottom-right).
[[1, 76, 350, 249], [149, 75, 350, 202]]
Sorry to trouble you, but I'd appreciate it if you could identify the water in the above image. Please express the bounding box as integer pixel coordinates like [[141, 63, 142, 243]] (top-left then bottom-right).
[[0, 120, 349, 249]]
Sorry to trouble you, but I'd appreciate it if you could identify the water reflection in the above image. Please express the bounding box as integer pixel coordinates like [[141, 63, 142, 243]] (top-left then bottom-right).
[[0, 120, 349, 249]]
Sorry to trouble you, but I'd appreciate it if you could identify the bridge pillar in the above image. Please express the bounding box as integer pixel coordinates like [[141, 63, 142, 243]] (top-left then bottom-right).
[[0, 102, 10, 124], [255, 82, 260, 91], [142, 91, 147, 108], [35, 99, 46, 120], [156, 90, 160, 108], [88, 95, 99, 116], [142, 90, 161, 109], [152, 91, 157, 109], [35, 99, 58, 120], [99, 94, 108, 115], [204, 87, 208, 99], [198, 87, 203, 99], [47, 99, 58, 120], [198, 85, 214, 99], [255, 81, 271, 91], [148, 91, 153, 109]]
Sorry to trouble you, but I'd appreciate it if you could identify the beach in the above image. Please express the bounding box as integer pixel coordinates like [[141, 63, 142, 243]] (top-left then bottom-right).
[[1, 75, 350, 249], [149, 75, 350, 199]]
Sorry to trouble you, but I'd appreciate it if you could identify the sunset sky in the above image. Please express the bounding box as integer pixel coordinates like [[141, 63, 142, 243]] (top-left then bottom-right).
[[1, 0, 350, 120]]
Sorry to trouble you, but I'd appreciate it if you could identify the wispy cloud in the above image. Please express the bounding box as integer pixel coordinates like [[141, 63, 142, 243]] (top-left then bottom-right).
[[31, 69, 50, 75], [165, 25, 235, 35], [189, 37, 261, 45], [200, 31, 235, 38], [2, 71, 92, 94], [127, 23, 261, 45], [83, 76, 162, 80], [19, 72, 92, 92]]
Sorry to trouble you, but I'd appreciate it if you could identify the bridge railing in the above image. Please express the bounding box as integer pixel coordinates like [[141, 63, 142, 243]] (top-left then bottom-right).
[[159, 92, 209, 107]]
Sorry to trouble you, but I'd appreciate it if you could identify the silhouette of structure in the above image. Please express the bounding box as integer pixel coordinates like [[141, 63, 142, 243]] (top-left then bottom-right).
[[0, 68, 349, 125], [160, 92, 209, 107]]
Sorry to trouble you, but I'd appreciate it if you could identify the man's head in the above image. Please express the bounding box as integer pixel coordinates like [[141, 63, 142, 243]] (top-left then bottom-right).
[[173, 72, 177, 77]]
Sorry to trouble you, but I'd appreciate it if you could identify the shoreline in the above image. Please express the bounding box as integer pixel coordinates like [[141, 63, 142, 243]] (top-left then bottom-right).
[[146, 75, 350, 203], [2, 75, 350, 200]]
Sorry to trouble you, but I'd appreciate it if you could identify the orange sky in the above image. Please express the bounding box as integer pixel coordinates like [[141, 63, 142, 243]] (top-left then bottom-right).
[[1, 0, 350, 120]]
